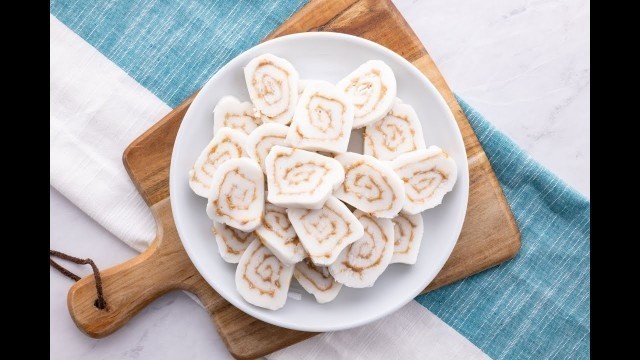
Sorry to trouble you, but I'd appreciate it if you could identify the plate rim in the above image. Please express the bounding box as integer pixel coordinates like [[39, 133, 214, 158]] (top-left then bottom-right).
[[170, 31, 469, 332]]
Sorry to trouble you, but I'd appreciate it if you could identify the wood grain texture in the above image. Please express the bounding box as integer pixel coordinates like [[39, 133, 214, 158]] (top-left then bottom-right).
[[68, 199, 315, 359], [67, 0, 520, 358]]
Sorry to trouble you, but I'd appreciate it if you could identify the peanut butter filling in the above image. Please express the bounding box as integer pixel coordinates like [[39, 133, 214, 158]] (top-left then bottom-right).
[[241, 243, 285, 297], [365, 113, 418, 158], [211, 167, 261, 226], [252, 60, 292, 120], [294, 93, 347, 142], [342, 161, 396, 212], [222, 112, 261, 133], [271, 150, 332, 196], [346, 70, 388, 119], [341, 212, 390, 274], [213, 224, 254, 255], [395, 152, 449, 203], [392, 214, 418, 255], [295, 258, 336, 291], [191, 135, 244, 186]]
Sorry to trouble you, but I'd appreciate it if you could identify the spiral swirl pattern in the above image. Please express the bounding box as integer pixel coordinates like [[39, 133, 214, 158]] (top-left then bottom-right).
[[286, 82, 354, 153], [247, 123, 289, 173], [235, 239, 294, 310], [213, 96, 262, 135], [206, 158, 264, 232], [261, 203, 297, 241], [337, 60, 396, 128], [364, 102, 426, 161], [245, 54, 299, 125], [391, 146, 458, 214], [256, 202, 306, 265], [390, 213, 424, 265], [212, 222, 255, 263], [223, 113, 261, 134], [329, 210, 395, 288], [294, 258, 342, 303], [288, 196, 364, 266], [345, 71, 385, 117], [189, 128, 247, 198], [266, 146, 345, 209], [334, 152, 405, 218]]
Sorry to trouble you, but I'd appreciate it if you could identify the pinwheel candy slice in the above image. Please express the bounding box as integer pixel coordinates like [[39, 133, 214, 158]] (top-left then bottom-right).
[[390, 213, 424, 264], [213, 96, 262, 135], [391, 146, 458, 214], [287, 196, 364, 266], [329, 210, 395, 288], [294, 258, 342, 303], [334, 152, 405, 218], [286, 82, 355, 153], [189, 128, 247, 198], [265, 146, 345, 209], [244, 53, 299, 125], [206, 158, 264, 232], [212, 222, 255, 263], [255, 201, 306, 265], [246, 123, 289, 173], [364, 102, 426, 161], [235, 239, 294, 310], [337, 60, 397, 128]]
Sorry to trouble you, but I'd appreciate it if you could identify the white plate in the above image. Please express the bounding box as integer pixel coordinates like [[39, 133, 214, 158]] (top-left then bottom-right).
[[170, 32, 469, 332]]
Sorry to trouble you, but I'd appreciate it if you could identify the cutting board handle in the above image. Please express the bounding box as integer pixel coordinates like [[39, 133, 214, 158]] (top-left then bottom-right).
[[66, 199, 227, 338]]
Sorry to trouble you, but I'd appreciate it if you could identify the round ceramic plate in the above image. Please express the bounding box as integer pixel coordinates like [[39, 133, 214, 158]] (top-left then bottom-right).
[[170, 32, 469, 332]]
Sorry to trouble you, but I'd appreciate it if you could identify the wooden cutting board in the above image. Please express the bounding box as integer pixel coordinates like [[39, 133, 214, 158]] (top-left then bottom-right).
[[66, 0, 521, 359]]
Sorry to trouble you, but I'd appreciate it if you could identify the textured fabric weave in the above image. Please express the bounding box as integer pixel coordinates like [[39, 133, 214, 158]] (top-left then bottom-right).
[[50, 0, 308, 107], [416, 97, 590, 359], [50, 1, 590, 358], [50, 15, 165, 250], [270, 301, 489, 360]]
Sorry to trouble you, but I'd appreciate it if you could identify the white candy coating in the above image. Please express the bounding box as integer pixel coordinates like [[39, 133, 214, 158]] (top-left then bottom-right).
[[390, 213, 424, 264], [294, 258, 342, 303], [189, 128, 247, 198], [329, 210, 394, 288], [265, 146, 345, 209], [337, 60, 397, 128], [244, 54, 299, 125], [235, 239, 294, 310], [256, 201, 306, 265], [391, 146, 458, 214], [212, 222, 255, 263], [206, 158, 264, 232], [286, 82, 354, 153], [246, 123, 289, 173], [364, 102, 426, 161], [213, 96, 262, 135], [334, 152, 405, 218], [287, 196, 364, 266]]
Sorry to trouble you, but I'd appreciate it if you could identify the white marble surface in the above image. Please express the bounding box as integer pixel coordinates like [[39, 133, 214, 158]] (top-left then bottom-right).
[[395, 0, 590, 197], [50, 1, 590, 359], [50, 188, 234, 360]]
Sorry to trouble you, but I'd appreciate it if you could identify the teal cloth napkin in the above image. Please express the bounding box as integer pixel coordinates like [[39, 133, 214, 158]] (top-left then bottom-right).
[[51, 0, 590, 358], [417, 96, 590, 359]]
